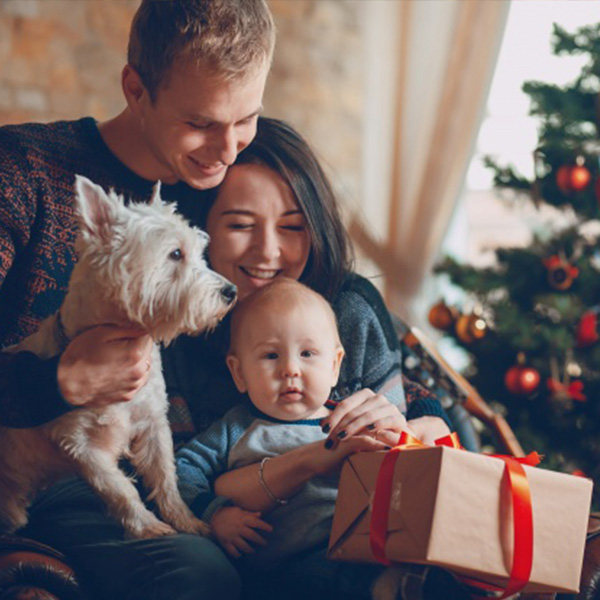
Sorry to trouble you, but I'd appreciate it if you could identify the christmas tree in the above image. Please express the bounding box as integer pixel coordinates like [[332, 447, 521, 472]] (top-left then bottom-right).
[[432, 22, 600, 500]]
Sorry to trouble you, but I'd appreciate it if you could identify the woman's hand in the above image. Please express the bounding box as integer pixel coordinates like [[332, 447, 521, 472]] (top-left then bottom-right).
[[406, 415, 451, 446], [320, 388, 413, 448], [214, 435, 389, 513], [57, 325, 153, 407], [304, 434, 389, 477], [211, 506, 272, 558]]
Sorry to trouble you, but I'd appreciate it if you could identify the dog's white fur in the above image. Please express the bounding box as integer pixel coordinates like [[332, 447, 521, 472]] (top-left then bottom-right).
[[0, 176, 236, 539]]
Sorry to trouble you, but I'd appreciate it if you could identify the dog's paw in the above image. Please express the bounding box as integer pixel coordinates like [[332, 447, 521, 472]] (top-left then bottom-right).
[[172, 515, 212, 537], [125, 515, 177, 539], [138, 520, 177, 539]]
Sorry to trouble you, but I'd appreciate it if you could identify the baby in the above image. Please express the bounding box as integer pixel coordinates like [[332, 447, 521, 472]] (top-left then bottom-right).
[[176, 277, 389, 567]]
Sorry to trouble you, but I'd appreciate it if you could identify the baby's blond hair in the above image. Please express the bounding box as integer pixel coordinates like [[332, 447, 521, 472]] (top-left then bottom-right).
[[229, 278, 340, 354]]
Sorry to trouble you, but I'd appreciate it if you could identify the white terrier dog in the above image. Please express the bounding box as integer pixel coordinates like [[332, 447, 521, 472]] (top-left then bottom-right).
[[0, 176, 236, 539]]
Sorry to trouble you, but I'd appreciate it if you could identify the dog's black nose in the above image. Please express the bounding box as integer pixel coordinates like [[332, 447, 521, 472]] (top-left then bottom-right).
[[221, 284, 237, 304]]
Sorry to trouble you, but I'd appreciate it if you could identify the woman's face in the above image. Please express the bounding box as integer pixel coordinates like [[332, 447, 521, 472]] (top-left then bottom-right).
[[206, 163, 311, 301]]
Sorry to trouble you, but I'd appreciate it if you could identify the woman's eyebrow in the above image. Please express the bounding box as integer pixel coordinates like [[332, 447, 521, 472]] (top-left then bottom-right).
[[219, 209, 304, 217], [220, 209, 254, 216]]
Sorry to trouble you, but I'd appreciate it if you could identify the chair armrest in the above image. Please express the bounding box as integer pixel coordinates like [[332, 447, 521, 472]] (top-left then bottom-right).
[[0, 534, 85, 600]]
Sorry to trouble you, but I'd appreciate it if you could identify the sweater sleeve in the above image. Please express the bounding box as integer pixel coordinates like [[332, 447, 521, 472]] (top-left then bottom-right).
[[176, 406, 251, 522], [332, 274, 451, 425], [0, 143, 73, 427], [0, 352, 72, 427], [332, 275, 407, 411]]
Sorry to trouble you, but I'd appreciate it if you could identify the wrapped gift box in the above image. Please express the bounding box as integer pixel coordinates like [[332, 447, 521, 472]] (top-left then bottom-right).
[[327, 446, 593, 594]]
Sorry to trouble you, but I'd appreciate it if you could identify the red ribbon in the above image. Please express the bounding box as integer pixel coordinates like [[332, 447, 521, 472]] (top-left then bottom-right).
[[369, 432, 541, 598]]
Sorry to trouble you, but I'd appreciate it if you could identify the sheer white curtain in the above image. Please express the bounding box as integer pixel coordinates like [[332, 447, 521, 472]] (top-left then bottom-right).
[[350, 0, 510, 323]]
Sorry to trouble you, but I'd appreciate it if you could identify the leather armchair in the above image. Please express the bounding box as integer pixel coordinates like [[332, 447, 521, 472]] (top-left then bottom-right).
[[0, 534, 84, 599]]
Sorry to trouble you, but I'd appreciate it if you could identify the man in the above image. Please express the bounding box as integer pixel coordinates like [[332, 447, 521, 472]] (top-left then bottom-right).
[[0, 1, 274, 598]]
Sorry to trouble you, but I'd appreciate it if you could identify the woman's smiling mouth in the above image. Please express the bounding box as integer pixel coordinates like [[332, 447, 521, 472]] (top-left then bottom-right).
[[240, 266, 281, 280]]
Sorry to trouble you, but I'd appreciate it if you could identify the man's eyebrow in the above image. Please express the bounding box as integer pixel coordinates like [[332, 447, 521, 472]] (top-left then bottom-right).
[[184, 106, 264, 124]]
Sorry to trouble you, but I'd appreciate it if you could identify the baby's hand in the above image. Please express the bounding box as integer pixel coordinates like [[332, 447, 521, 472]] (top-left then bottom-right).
[[211, 506, 273, 558]]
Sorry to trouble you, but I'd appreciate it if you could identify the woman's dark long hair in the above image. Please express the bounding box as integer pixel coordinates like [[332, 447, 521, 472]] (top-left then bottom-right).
[[231, 117, 354, 300]]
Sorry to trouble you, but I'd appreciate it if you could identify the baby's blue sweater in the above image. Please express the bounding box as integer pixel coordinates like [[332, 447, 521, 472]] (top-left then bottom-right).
[[177, 403, 336, 569]]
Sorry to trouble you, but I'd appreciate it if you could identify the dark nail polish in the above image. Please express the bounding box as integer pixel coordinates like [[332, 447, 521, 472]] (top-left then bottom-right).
[[384, 446, 392, 450], [367, 423, 376, 431], [321, 423, 330, 434], [324, 439, 334, 450], [337, 430, 347, 439]]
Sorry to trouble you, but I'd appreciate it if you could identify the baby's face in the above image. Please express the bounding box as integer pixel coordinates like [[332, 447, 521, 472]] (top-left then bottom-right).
[[227, 298, 344, 421]]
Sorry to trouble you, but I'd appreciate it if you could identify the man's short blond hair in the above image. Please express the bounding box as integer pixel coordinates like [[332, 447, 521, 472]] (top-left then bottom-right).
[[128, 0, 275, 100], [229, 278, 341, 354]]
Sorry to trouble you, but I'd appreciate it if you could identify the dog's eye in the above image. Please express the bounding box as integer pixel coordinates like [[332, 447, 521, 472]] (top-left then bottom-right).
[[169, 249, 183, 261]]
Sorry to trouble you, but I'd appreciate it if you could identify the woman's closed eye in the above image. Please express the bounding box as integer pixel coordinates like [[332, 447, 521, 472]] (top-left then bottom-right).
[[280, 224, 305, 232], [227, 222, 253, 230]]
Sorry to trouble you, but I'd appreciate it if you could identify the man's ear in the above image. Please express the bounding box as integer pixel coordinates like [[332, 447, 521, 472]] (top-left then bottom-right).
[[226, 354, 248, 393], [122, 65, 149, 115], [331, 346, 345, 387]]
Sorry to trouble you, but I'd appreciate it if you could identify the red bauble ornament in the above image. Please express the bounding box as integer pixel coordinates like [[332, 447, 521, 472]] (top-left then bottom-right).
[[428, 300, 458, 331], [556, 162, 591, 193], [577, 310, 599, 348], [505, 354, 540, 396]]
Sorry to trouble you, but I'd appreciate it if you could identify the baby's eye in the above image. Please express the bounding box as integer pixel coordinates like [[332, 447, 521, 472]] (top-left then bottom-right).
[[301, 350, 314, 358], [263, 352, 278, 360], [169, 248, 183, 261]]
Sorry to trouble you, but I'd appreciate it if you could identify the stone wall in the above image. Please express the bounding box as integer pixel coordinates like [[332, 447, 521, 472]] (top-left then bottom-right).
[[0, 0, 138, 124], [0, 0, 366, 204], [265, 0, 365, 205]]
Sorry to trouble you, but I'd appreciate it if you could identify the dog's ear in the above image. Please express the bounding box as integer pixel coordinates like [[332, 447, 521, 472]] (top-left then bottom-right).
[[74, 175, 120, 240], [151, 181, 178, 215], [150, 181, 162, 207]]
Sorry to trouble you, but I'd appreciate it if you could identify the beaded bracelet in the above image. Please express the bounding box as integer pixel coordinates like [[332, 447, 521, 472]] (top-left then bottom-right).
[[258, 457, 289, 505]]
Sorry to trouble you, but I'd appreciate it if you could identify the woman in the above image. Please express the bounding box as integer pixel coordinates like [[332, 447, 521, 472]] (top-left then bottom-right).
[[165, 117, 458, 600]]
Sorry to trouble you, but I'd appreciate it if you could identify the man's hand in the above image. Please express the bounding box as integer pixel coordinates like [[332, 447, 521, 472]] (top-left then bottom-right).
[[57, 325, 153, 407], [211, 506, 272, 558]]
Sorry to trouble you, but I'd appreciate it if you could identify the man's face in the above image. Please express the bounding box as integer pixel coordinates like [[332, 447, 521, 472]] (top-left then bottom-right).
[[135, 59, 269, 189]]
